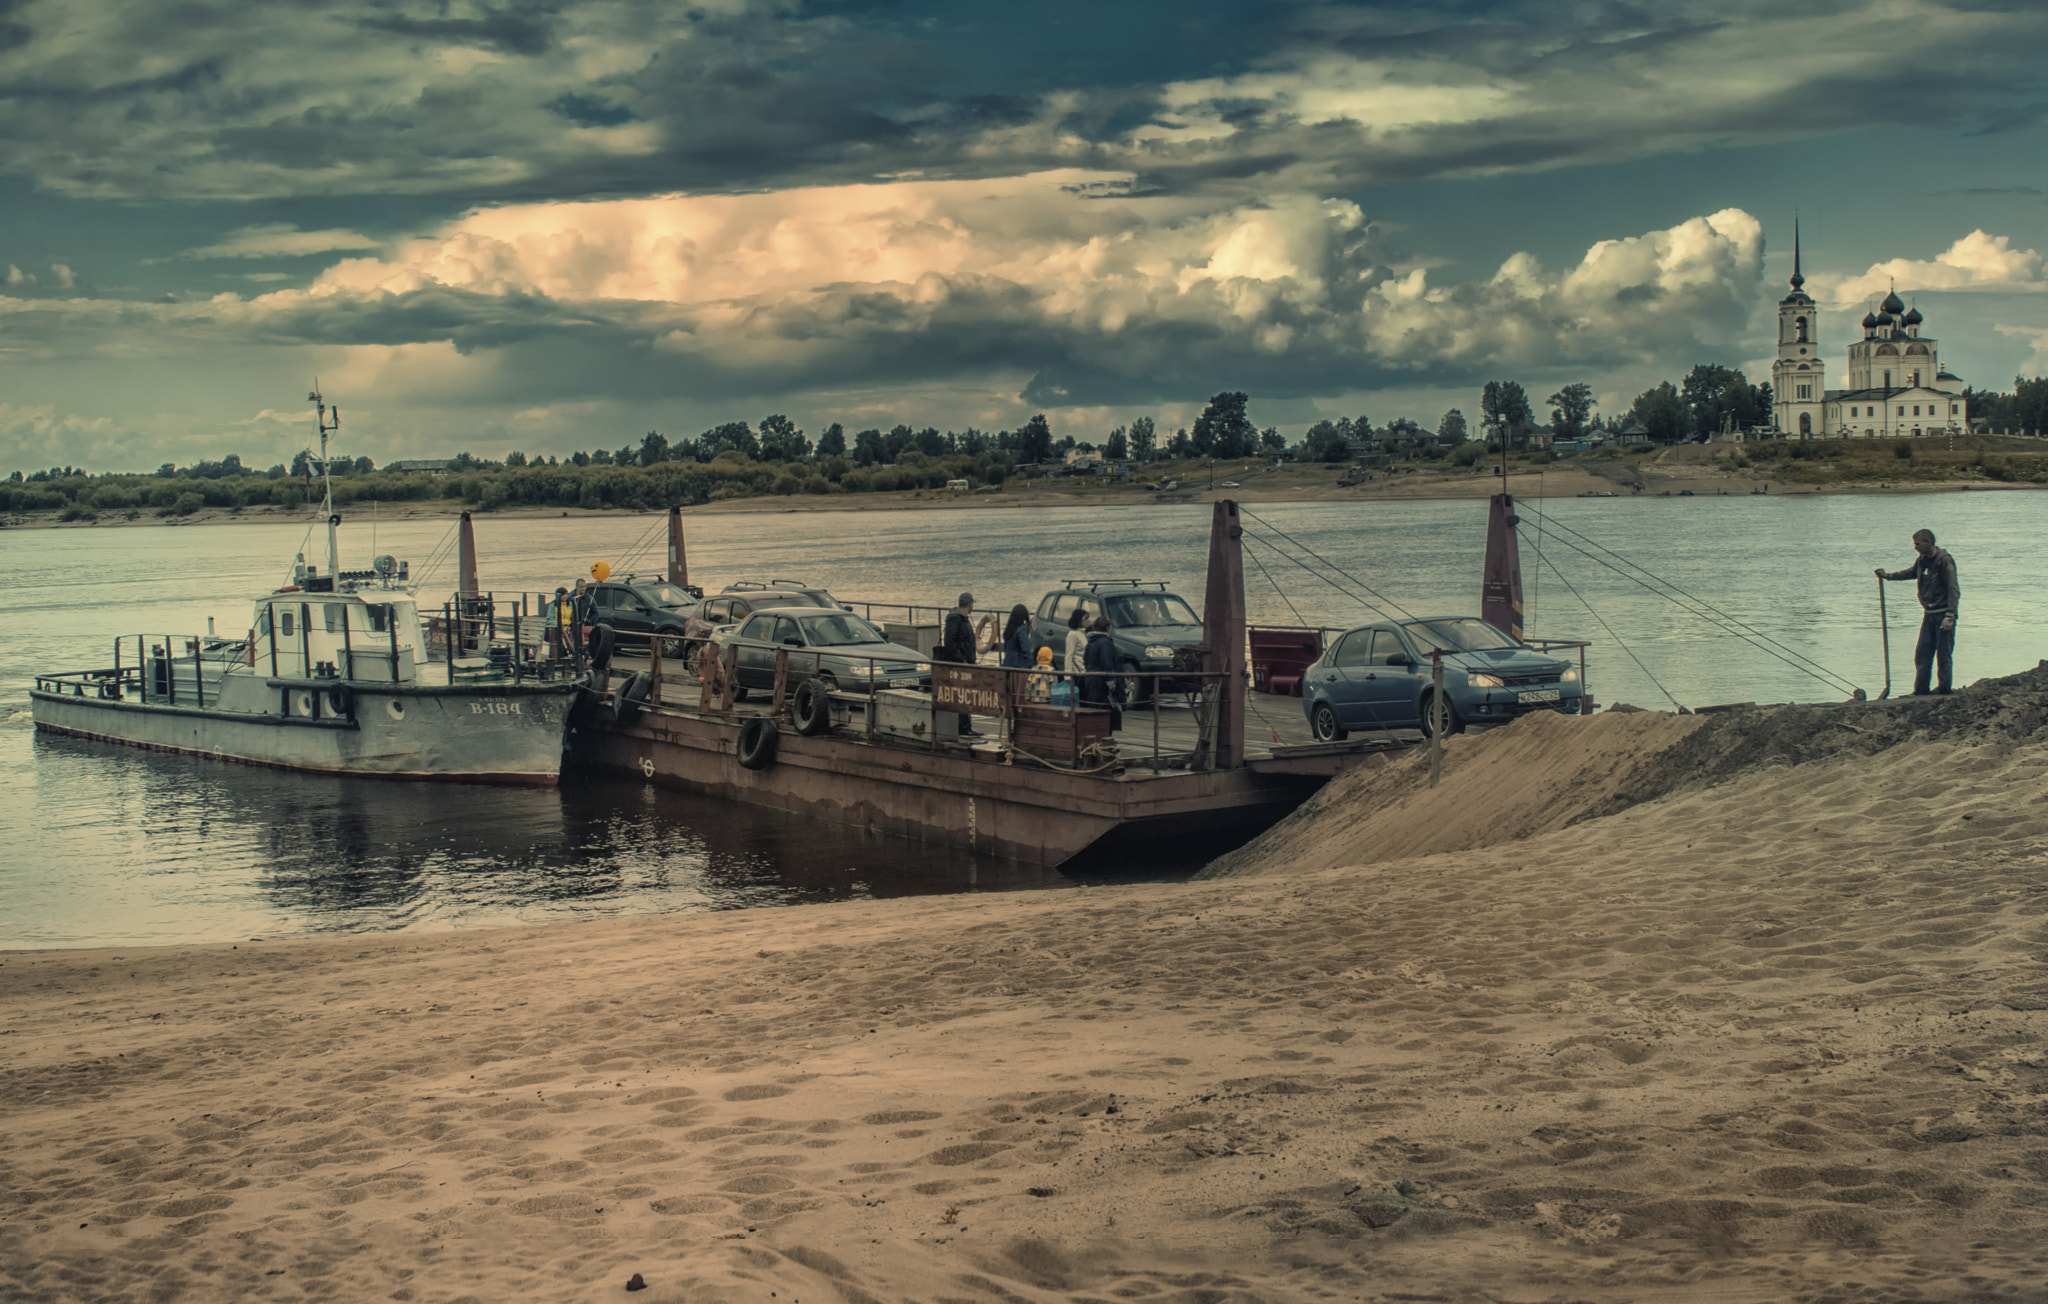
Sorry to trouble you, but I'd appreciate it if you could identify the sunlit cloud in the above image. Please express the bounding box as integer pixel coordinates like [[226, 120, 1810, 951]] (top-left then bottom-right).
[[175, 224, 383, 260], [2, 176, 1770, 416], [1815, 230, 2048, 304]]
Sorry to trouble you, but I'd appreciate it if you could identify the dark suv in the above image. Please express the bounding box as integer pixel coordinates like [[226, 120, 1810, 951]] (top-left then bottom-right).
[[1028, 580, 1206, 700], [682, 581, 842, 669], [587, 577, 701, 658]]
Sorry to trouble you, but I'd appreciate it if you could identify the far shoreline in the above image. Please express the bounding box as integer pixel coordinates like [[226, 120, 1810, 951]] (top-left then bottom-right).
[[5, 465, 2040, 532]]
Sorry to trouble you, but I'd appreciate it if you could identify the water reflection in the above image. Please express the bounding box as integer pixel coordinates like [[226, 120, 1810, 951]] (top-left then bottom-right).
[[14, 731, 1066, 948]]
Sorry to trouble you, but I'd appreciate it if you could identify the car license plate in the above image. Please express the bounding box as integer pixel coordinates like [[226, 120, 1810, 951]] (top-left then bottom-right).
[[1517, 688, 1561, 703]]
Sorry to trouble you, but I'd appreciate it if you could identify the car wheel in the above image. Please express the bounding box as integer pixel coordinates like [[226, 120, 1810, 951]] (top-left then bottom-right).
[[1123, 658, 1154, 707], [659, 629, 687, 660], [1310, 701, 1347, 742], [681, 641, 700, 673], [1419, 691, 1462, 738]]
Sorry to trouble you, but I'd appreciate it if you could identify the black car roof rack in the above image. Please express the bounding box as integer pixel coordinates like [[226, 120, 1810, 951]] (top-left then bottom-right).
[[1058, 578, 1170, 592]]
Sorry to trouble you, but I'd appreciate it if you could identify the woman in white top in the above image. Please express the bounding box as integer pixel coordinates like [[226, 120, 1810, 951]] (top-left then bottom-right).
[[1062, 605, 1090, 678]]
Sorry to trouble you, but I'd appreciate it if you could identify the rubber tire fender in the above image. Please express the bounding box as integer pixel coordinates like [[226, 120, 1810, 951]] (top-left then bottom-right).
[[792, 677, 834, 736], [736, 714, 780, 770], [586, 622, 616, 670], [615, 670, 652, 725], [326, 684, 354, 717]]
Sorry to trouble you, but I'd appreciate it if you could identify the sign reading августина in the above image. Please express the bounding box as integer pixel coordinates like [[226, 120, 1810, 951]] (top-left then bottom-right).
[[932, 664, 1011, 716]]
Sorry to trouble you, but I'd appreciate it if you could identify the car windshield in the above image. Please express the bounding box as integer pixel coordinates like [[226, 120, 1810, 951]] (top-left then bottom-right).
[[1402, 618, 1521, 654], [797, 613, 885, 646], [640, 583, 695, 608], [1106, 594, 1199, 627]]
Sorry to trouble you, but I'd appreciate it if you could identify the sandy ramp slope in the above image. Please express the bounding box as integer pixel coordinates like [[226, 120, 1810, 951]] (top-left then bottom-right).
[[4, 671, 2048, 1303]]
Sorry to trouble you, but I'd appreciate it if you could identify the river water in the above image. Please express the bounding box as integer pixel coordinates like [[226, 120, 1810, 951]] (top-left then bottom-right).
[[3, 491, 2037, 949]]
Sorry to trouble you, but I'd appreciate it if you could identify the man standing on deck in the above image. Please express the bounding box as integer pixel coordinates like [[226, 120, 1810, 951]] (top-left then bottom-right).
[[940, 592, 980, 737], [1877, 529, 1960, 695], [570, 577, 596, 663]]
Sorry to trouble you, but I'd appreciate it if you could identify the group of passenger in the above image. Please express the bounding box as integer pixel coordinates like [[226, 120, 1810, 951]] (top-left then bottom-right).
[[958, 596, 1125, 728], [545, 578, 595, 667]]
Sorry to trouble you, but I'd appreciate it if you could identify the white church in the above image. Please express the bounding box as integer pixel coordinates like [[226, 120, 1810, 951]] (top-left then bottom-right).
[[1770, 228, 1968, 439]]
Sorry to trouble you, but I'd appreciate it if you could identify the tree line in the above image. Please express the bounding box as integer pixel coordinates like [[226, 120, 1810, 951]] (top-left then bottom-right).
[[10, 375, 2043, 519]]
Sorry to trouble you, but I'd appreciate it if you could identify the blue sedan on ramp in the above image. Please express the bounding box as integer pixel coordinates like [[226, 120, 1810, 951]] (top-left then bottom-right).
[[1301, 616, 1583, 741]]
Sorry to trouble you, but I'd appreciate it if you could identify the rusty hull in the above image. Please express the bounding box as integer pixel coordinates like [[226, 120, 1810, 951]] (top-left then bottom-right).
[[569, 706, 1320, 867]]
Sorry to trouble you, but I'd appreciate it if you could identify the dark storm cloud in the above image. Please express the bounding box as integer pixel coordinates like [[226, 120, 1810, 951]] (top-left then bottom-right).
[[1, 0, 2043, 204]]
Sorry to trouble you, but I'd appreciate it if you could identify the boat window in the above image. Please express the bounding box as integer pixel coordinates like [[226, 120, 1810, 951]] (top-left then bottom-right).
[[257, 607, 273, 637], [280, 610, 295, 637], [324, 603, 348, 633], [364, 604, 391, 633], [1332, 631, 1373, 668]]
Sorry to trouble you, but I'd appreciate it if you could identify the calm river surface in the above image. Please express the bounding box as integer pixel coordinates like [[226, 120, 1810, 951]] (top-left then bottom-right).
[[2, 490, 2038, 949]]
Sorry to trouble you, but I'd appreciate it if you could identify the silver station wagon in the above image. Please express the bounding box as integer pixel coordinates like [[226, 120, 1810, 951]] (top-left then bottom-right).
[[725, 607, 930, 698]]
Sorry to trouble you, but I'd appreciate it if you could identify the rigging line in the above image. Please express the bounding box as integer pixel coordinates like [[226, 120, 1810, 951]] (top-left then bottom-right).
[[1238, 510, 1418, 621], [1241, 538, 1313, 631], [1515, 503, 1867, 696], [1240, 533, 1398, 626], [1519, 502, 1860, 691], [612, 516, 670, 575], [1528, 527, 1861, 697], [1537, 550, 1684, 713], [1237, 535, 1405, 744]]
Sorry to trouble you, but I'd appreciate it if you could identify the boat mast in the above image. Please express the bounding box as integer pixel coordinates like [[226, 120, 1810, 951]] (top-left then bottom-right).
[[309, 386, 340, 581]]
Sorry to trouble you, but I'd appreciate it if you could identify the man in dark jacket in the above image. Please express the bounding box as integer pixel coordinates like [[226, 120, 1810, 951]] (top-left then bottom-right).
[[1080, 616, 1124, 730], [940, 592, 980, 736], [1877, 528, 1960, 695]]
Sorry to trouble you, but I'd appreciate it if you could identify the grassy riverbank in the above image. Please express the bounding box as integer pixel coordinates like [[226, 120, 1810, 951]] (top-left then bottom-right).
[[7, 436, 2045, 530]]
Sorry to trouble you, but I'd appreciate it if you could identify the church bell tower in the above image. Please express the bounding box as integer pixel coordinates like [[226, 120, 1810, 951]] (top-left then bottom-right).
[[1771, 222, 1826, 439]]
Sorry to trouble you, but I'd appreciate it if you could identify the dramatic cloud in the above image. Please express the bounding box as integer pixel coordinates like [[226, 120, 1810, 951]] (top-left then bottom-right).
[[0, 177, 1768, 410], [174, 225, 384, 260], [0, 401, 132, 468], [1816, 230, 2048, 305], [1, 0, 2042, 203]]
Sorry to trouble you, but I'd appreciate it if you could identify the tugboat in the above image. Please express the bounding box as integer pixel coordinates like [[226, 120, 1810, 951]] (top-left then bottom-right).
[[29, 389, 582, 783]]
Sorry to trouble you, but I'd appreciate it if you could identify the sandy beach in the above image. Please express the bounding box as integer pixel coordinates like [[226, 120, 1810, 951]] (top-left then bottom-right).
[[6, 669, 2048, 1302]]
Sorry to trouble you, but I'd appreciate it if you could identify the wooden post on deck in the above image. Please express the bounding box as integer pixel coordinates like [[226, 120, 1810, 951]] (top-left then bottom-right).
[[1198, 499, 1247, 770], [457, 512, 480, 602], [667, 506, 689, 589]]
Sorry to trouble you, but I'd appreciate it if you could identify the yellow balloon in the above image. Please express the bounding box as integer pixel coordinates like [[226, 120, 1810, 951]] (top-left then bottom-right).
[[590, 560, 611, 581]]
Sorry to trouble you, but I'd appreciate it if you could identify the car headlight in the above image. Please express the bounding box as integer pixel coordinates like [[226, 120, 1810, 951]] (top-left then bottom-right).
[[1560, 667, 1579, 683], [1468, 673, 1503, 688], [1145, 645, 1173, 658]]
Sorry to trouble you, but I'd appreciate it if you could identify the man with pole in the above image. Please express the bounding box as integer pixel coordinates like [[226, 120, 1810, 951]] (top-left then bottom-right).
[[1875, 529, 1960, 696]]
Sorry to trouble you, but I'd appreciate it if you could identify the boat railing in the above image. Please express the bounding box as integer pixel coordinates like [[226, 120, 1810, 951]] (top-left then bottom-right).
[[665, 637, 1236, 773], [35, 634, 248, 708], [422, 596, 586, 684]]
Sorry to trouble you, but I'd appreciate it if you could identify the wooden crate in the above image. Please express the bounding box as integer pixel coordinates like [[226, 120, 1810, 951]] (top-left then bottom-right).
[[1014, 703, 1114, 766]]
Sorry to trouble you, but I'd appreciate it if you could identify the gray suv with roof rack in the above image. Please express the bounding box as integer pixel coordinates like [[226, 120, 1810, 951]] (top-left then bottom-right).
[[1028, 579, 1206, 702]]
